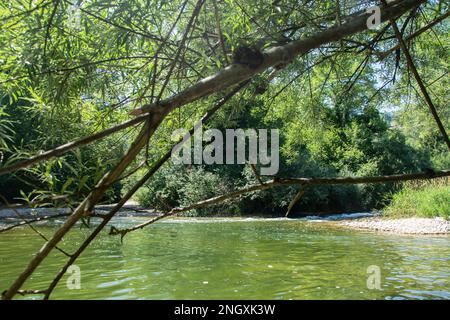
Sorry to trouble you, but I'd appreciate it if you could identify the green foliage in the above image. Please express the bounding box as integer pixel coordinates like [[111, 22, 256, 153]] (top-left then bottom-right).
[[134, 165, 238, 216], [0, 0, 448, 215], [384, 180, 450, 219], [0, 91, 125, 204], [0, 107, 13, 152]]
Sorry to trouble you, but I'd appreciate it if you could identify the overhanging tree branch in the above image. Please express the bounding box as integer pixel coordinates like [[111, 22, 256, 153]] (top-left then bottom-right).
[[42, 80, 251, 300], [130, 0, 426, 116], [109, 169, 450, 237], [1, 0, 425, 300], [0, 0, 425, 177]]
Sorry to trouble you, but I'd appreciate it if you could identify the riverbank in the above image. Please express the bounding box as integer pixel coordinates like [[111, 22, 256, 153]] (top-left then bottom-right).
[[0, 203, 159, 219], [339, 217, 449, 235], [1, 206, 448, 235]]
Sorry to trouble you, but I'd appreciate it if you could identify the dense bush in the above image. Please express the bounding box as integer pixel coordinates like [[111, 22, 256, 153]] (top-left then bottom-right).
[[134, 164, 239, 216], [0, 94, 124, 205], [131, 102, 431, 216], [384, 180, 450, 219]]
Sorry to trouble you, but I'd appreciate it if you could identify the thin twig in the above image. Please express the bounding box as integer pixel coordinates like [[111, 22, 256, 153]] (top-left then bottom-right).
[[381, 0, 450, 151], [42, 81, 250, 300], [0, 194, 72, 257]]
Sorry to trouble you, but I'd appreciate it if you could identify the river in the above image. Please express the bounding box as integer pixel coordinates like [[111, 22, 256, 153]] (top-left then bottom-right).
[[0, 217, 449, 299]]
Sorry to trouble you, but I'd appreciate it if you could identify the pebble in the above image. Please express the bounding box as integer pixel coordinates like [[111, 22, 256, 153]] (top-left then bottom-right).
[[340, 217, 449, 234]]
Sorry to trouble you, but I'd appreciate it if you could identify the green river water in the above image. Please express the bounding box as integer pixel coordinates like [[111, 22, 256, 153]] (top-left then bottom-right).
[[0, 217, 449, 300]]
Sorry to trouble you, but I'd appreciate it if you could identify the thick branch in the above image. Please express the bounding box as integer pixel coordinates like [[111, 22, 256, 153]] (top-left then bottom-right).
[[1, 118, 155, 300], [0, 0, 424, 177], [42, 81, 249, 300], [2, 0, 425, 300], [0, 114, 148, 176], [130, 0, 425, 116]]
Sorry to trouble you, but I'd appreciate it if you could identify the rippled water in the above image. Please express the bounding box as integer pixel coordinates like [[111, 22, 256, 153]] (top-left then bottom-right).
[[0, 217, 449, 299]]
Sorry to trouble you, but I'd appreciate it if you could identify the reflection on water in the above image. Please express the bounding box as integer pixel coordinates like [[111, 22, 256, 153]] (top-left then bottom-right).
[[0, 217, 448, 300]]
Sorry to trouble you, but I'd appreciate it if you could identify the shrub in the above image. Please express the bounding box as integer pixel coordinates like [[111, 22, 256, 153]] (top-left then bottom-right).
[[134, 164, 238, 216], [384, 179, 450, 219]]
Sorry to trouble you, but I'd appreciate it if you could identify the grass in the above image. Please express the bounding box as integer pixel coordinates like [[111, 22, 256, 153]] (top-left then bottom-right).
[[384, 178, 449, 219]]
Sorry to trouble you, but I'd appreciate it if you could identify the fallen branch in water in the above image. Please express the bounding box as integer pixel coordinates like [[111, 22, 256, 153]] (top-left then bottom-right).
[[0, 213, 71, 233], [286, 186, 307, 217], [109, 169, 450, 238]]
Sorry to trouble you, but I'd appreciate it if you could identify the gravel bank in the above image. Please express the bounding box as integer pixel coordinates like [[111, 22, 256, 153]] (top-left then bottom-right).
[[340, 217, 449, 235]]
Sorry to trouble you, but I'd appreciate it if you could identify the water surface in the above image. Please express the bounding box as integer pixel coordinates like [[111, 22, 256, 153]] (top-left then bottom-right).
[[0, 217, 448, 299]]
